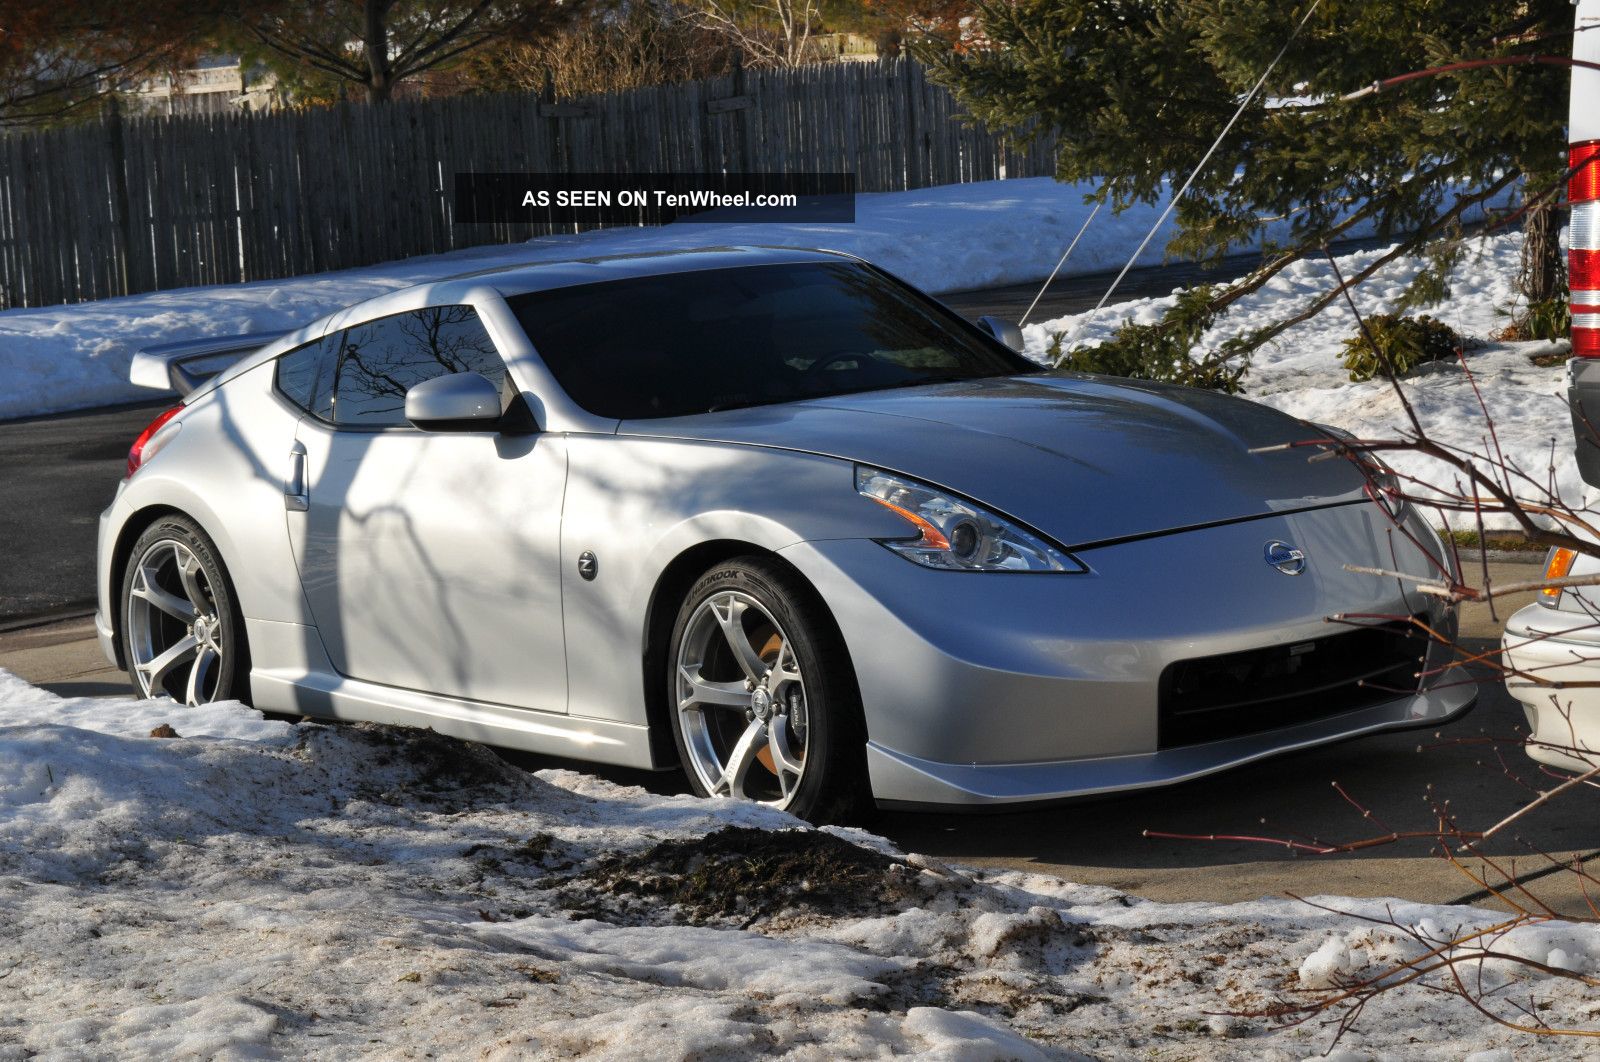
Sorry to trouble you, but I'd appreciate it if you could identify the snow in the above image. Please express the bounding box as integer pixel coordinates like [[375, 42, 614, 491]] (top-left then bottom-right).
[[478, 915, 900, 1003], [1025, 232, 1578, 528], [1298, 935, 1356, 989], [5, 670, 1600, 1059], [0, 176, 1513, 422]]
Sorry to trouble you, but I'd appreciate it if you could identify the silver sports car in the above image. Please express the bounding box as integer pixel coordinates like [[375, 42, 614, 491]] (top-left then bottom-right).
[[97, 246, 1472, 821]]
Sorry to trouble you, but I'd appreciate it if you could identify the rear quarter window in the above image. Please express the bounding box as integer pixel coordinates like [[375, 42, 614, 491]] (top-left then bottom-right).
[[273, 333, 339, 420]]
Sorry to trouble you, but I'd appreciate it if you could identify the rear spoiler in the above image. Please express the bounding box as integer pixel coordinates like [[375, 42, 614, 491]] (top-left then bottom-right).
[[129, 331, 289, 396]]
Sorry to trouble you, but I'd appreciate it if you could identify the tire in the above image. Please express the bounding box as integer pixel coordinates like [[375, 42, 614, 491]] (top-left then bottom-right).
[[667, 555, 869, 824], [120, 515, 251, 706]]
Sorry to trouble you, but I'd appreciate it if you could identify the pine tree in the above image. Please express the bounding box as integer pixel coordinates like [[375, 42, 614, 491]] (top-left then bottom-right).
[[919, 0, 1572, 377]]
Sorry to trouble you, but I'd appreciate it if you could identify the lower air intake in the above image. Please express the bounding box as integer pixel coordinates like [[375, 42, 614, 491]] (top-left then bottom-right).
[[1157, 619, 1426, 750]]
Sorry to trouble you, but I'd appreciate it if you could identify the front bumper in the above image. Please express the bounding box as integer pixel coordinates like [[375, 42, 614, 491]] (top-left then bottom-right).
[[1502, 603, 1600, 772], [782, 501, 1470, 808], [864, 684, 1474, 808]]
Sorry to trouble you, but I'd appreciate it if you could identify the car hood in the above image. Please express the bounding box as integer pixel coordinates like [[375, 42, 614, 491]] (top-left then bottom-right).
[[620, 374, 1370, 547]]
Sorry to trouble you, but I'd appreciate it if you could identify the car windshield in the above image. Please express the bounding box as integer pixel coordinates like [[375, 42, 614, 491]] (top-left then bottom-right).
[[506, 261, 1033, 419]]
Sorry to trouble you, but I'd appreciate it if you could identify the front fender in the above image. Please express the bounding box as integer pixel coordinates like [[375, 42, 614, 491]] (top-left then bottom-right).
[[558, 435, 904, 725]]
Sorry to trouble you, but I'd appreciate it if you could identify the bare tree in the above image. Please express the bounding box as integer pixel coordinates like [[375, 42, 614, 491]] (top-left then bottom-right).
[[686, 0, 820, 69], [237, 0, 584, 104], [477, 0, 735, 97], [0, 1, 220, 125]]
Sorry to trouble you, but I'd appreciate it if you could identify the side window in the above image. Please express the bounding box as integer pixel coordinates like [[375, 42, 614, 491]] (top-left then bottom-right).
[[332, 306, 506, 428], [274, 333, 338, 420]]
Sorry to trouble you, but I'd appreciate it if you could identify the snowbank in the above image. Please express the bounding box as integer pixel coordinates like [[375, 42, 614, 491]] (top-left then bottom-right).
[[0, 177, 1513, 422], [3, 669, 1597, 1059], [1025, 233, 1579, 528]]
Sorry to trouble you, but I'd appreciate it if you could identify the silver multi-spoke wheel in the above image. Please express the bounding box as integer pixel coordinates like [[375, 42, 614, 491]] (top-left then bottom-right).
[[668, 557, 866, 822], [126, 538, 226, 705], [676, 590, 810, 806]]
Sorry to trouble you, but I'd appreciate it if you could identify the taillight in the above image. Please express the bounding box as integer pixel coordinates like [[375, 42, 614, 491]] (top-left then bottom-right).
[[1573, 140, 1600, 358], [1542, 546, 1578, 603], [126, 404, 184, 478]]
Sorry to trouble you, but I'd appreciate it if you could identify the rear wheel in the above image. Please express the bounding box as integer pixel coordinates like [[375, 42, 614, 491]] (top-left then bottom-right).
[[667, 556, 868, 823], [120, 516, 250, 705]]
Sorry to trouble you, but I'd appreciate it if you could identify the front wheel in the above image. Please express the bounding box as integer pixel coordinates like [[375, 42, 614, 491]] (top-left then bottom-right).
[[120, 515, 250, 706], [667, 556, 868, 823]]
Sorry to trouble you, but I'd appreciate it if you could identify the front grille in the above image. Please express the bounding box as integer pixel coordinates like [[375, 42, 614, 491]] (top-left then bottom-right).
[[1157, 619, 1427, 750]]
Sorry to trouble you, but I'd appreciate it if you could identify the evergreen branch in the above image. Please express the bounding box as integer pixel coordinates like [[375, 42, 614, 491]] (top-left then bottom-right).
[[1212, 170, 1518, 358], [1203, 194, 1397, 317], [1342, 55, 1600, 102]]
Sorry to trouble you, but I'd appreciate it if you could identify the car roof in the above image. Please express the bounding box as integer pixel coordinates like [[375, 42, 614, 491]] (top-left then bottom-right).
[[449, 244, 856, 299], [313, 244, 860, 334]]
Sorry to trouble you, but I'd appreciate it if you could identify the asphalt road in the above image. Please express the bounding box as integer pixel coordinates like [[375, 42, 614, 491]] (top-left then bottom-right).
[[0, 399, 168, 623], [0, 240, 1394, 626], [8, 564, 1587, 916]]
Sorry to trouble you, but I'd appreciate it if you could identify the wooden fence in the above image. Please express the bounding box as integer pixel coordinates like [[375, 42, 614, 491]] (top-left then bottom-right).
[[0, 59, 1057, 310]]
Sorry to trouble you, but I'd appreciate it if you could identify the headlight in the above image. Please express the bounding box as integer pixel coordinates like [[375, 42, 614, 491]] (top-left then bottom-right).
[[1315, 422, 1406, 522], [855, 466, 1083, 572]]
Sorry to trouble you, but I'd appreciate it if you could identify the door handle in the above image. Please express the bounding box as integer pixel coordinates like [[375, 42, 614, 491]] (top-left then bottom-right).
[[285, 444, 308, 512]]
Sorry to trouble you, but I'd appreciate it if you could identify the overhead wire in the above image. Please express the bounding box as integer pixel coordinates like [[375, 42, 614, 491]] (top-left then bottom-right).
[[1077, 0, 1328, 318], [1019, 200, 1102, 326]]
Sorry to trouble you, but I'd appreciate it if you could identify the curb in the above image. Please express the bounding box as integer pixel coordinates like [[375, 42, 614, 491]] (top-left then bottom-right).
[[1453, 549, 1545, 566], [0, 604, 97, 635]]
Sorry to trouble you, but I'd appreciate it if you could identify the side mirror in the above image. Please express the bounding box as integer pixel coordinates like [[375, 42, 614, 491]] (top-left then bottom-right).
[[405, 372, 503, 432], [976, 315, 1025, 353]]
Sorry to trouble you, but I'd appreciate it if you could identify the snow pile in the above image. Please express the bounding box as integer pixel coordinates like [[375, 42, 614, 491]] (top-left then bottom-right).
[[1297, 935, 1356, 990], [3, 670, 1599, 1059], [0, 177, 1515, 422], [1026, 232, 1578, 527]]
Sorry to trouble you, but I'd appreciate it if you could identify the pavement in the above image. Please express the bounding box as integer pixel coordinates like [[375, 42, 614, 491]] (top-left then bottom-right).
[[9, 558, 1591, 916], [0, 614, 130, 699], [0, 399, 168, 621]]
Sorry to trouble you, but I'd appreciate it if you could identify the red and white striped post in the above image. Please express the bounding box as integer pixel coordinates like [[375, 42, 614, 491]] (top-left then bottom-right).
[[1574, 142, 1600, 355], [1566, 2, 1600, 488], [1573, 2, 1600, 358]]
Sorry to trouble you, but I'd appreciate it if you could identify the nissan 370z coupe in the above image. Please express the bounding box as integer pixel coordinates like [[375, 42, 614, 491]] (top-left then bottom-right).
[[96, 246, 1473, 821]]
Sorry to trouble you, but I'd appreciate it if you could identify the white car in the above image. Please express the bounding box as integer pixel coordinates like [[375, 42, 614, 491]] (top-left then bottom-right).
[[1500, 0, 1600, 770], [1502, 551, 1600, 771]]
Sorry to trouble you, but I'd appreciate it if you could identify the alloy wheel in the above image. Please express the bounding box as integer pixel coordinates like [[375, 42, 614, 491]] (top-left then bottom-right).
[[675, 590, 810, 806], [126, 539, 226, 705]]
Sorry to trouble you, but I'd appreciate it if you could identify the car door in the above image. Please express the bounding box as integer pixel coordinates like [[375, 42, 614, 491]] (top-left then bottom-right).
[[284, 303, 569, 712]]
